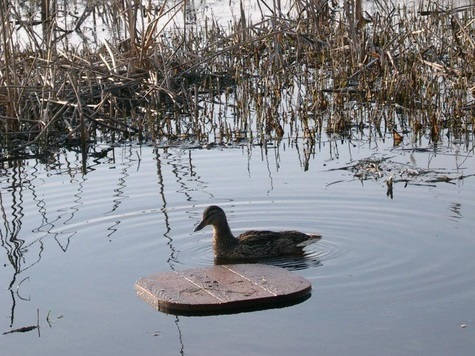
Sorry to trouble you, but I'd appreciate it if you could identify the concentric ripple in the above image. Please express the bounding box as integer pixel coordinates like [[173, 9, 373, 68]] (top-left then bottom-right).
[[1, 142, 475, 356]]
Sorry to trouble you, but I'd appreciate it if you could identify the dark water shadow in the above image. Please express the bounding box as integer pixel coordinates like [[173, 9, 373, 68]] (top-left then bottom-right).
[[214, 254, 322, 271], [154, 293, 312, 317]]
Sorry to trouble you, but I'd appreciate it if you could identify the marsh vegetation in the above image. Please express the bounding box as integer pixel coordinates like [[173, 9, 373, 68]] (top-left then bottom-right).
[[0, 0, 473, 162]]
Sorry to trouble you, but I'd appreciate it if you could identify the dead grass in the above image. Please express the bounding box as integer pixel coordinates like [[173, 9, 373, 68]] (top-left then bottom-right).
[[0, 0, 473, 160]]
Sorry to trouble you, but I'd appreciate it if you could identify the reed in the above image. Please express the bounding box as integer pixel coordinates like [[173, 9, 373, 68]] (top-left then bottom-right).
[[0, 0, 473, 160]]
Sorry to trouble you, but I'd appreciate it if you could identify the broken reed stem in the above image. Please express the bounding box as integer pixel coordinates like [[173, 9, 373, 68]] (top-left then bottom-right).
[[67, 72, 87, 161], [0, 1, 19, 122]]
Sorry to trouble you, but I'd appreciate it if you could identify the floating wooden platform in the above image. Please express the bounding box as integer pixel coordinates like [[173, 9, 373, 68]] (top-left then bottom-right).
[[135, 264, 311, 315]]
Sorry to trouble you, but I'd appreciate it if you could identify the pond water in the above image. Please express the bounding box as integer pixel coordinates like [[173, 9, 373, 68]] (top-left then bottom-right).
[[1, 130, 475, 355]]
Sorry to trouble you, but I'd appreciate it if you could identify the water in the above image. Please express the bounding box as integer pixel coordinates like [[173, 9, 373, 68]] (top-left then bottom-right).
[[1, 131, 474, 355]]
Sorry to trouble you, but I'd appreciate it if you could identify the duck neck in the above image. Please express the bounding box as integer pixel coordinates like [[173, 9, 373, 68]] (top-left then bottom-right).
[[212, 218, 237, 250]]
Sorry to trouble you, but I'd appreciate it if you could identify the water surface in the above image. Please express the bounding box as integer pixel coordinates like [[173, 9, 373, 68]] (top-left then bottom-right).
[[1, 131, 475, 355]]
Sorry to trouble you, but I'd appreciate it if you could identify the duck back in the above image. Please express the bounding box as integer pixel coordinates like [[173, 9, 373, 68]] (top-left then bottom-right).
[[217, 230, 320, 260]]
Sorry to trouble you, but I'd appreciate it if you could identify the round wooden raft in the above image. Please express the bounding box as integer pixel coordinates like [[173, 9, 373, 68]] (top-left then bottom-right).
[[135, 264, 311, 315]]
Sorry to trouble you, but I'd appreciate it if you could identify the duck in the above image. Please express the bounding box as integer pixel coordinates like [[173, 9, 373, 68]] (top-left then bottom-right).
[[193, 205, 321, 261]]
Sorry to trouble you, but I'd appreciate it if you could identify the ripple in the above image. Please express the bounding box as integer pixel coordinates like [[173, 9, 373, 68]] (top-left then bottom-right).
[[7, 167, 475, 312], [2, 144, 475, 322], [180, 196, 475, 307]]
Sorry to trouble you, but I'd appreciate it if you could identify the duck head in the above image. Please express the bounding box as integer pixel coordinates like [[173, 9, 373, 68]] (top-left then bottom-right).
[[194, 205, 226, 232]]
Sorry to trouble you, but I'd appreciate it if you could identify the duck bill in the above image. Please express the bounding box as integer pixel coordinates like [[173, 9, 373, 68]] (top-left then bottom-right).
[[194, 220, 207, 232]]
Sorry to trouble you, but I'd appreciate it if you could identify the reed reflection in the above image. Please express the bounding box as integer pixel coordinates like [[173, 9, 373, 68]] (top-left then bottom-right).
[[1, 161, 28, 327], [0, 149, 105, 330], [154, 149, 185, 354], [107, 146, 135, 214], [449, 202, 462, 222], [153, 147, 225, 354], [154, 149, 179, 270], [103, 146, 139, 241], [28, 157, 86, 252]]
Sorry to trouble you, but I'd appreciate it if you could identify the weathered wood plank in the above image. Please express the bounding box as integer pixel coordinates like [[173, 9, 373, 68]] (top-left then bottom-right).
[[135, 264, 311, 315], [135, 271, 217, 309], [179, 266, 274, 303], [223, 264, 310, 296]]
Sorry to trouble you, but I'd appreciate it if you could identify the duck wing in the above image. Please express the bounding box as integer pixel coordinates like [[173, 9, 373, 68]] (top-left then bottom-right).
[[238, 230, 318, 243], [236, 230, 319, 257]]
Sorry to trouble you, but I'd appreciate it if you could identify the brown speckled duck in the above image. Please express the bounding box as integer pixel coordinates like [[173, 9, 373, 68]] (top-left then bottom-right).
[[194, 205, 321, 260]]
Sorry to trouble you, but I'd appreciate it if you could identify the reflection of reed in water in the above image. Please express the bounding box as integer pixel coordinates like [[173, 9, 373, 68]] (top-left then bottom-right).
[[154, 148, 217, 354], [107, 146, 135, 214], [1, 161, 27, 327], [28, 158, 85, 252], [0, 154, 90, 328], [175, 315, 185, 356], [154, 150, 186, 355], [104, 147, 139, 241], [154, 148, 214, 268], [449, 202, 462, 221], [170, 149, 214, 201], [155, 150, 178, 270], [170, 152, 194, 203]]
